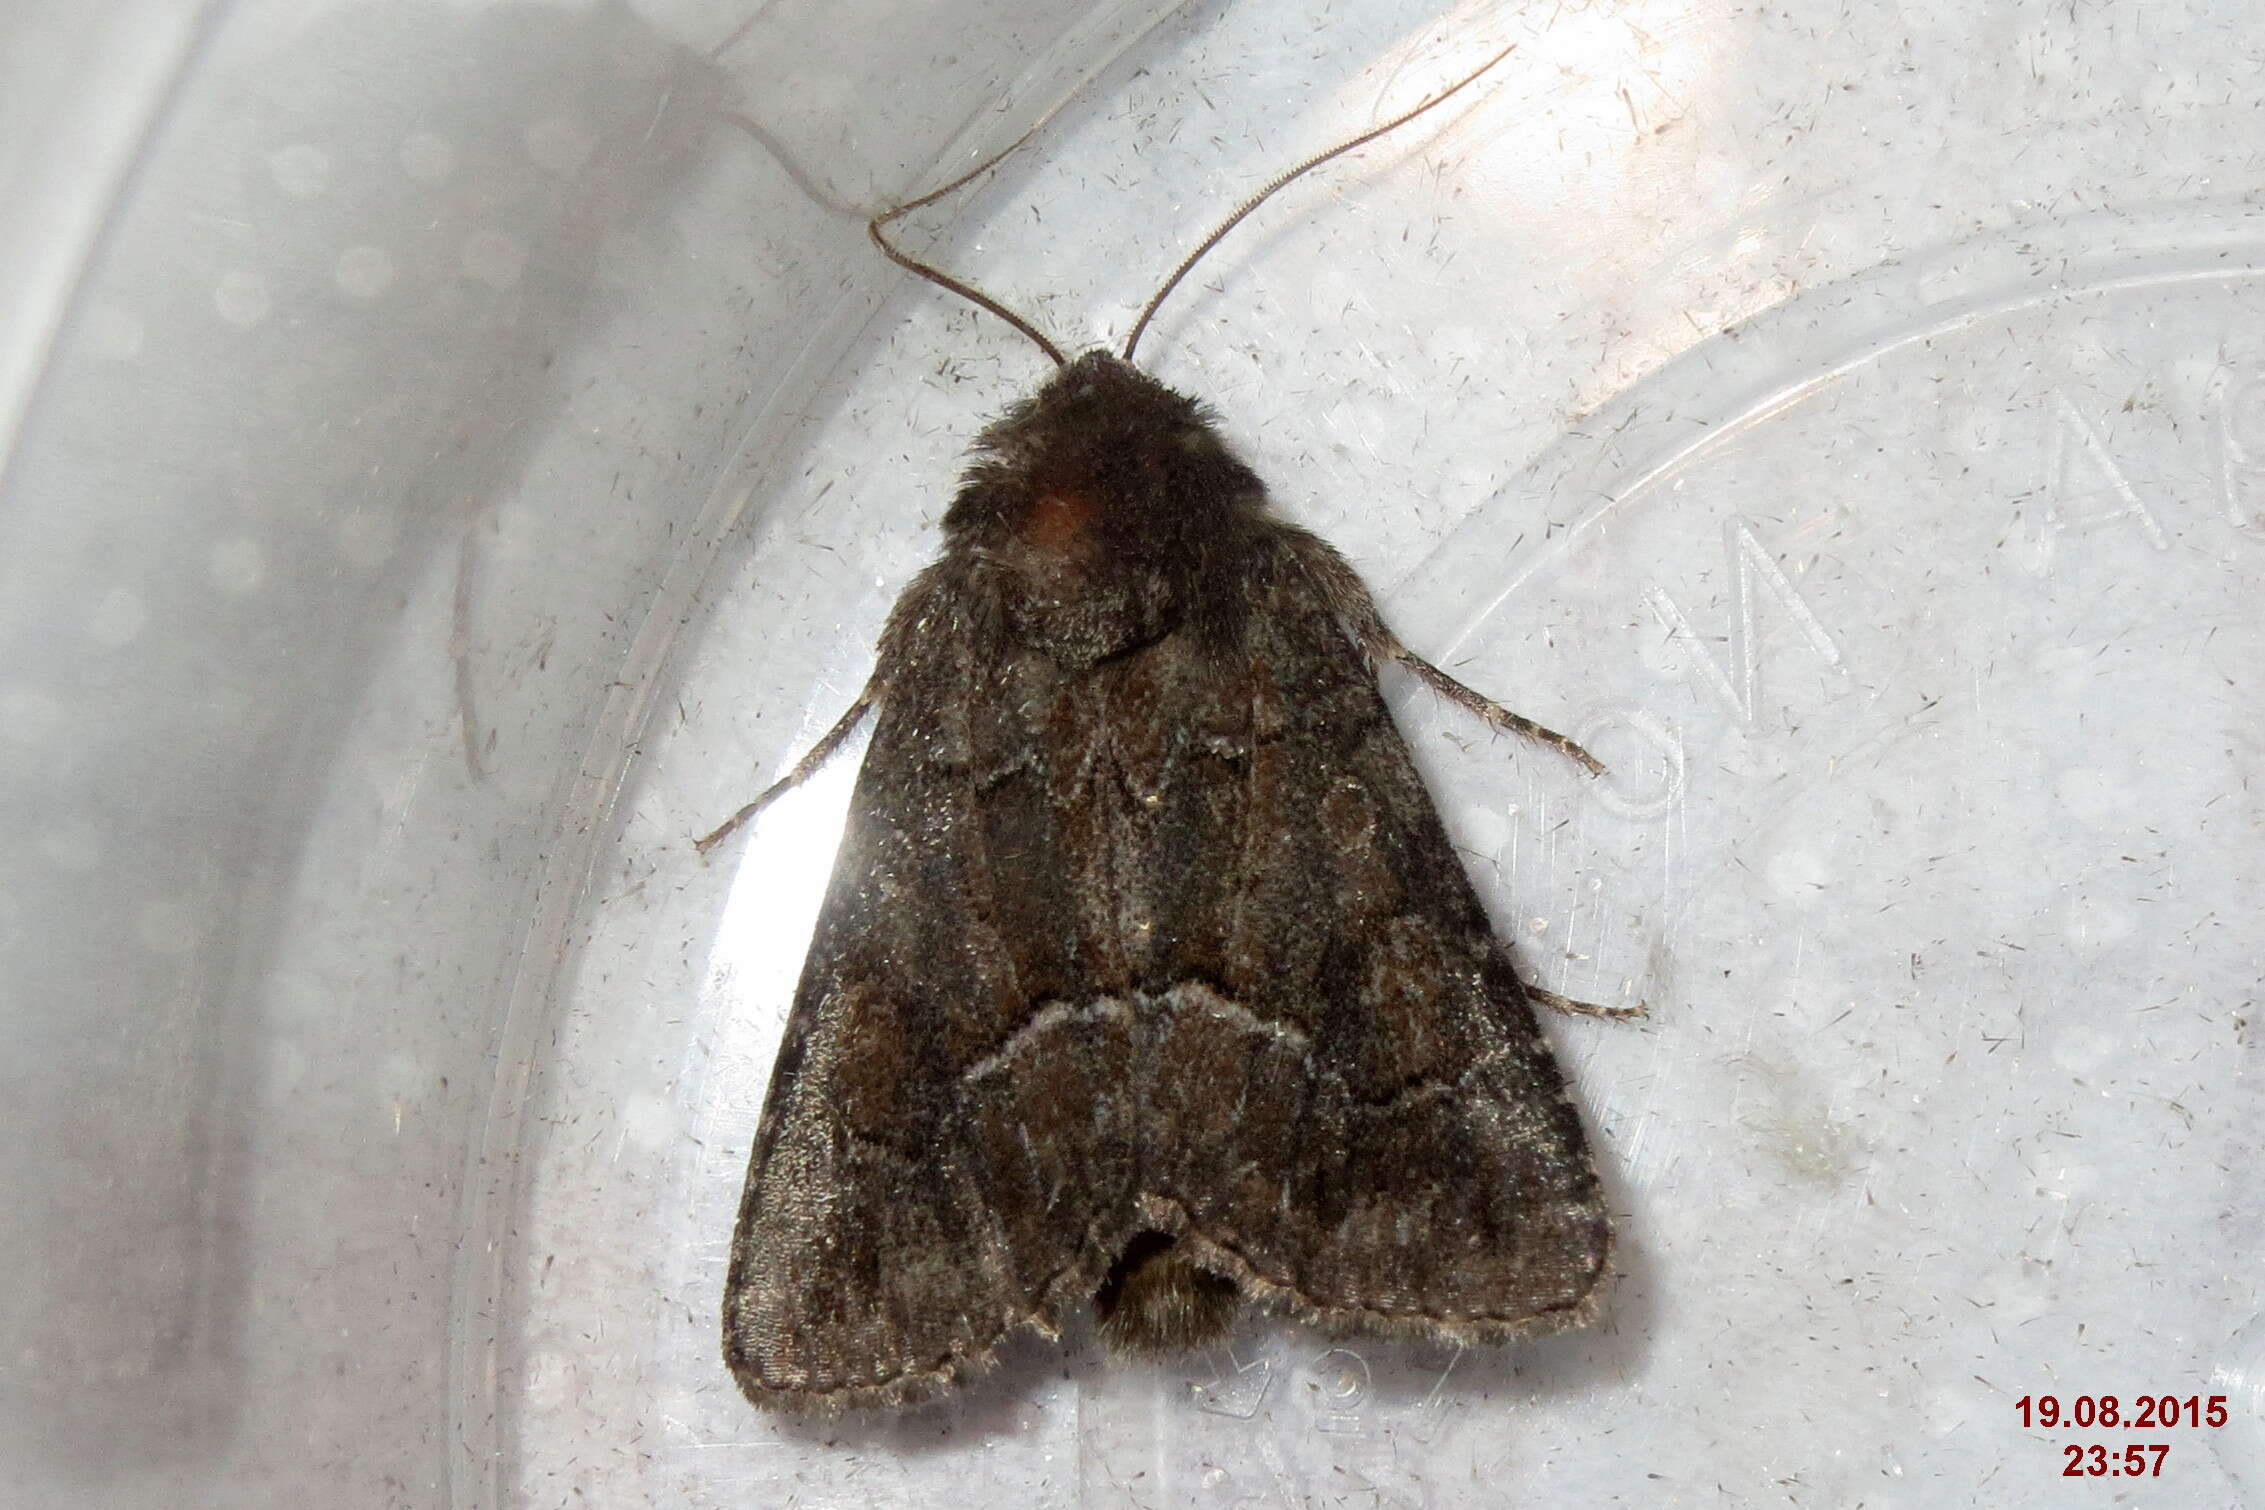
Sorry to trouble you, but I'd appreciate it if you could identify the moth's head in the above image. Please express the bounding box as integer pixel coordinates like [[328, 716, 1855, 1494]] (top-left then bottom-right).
[[946, 351, 1265, 558]]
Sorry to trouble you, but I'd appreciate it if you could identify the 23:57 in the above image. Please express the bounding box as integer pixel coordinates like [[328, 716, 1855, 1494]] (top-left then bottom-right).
[[2065, 1443, 2168, 1477]]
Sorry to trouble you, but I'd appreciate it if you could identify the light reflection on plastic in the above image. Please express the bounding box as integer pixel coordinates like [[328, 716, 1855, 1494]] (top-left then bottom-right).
[[1404, 1, 1733, 403], [702, 747, 861, 1083]]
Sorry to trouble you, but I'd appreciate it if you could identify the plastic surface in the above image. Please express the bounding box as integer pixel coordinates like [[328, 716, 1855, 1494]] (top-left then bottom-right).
[[3, 0, 2258, 1506]]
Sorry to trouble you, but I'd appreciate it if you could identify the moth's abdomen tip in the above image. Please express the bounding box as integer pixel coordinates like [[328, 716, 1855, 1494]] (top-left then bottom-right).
[[1094, 1234, 1241, 1358]]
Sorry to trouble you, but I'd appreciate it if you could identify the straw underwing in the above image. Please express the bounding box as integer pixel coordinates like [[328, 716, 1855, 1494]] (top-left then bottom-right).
[[703, 44, 1633, 1413]]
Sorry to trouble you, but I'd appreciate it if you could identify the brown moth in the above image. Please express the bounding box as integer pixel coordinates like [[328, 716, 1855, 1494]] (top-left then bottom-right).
[[701, 43, 1633, 1412]]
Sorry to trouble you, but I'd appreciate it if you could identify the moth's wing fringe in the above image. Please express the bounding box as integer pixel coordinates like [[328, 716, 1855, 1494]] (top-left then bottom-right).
[[725, 1245, 1151, 1414], [724, 1312, 1021, 1416], [1144, 1198, 1610, 1349], [726, 1332, 1004, 1416]]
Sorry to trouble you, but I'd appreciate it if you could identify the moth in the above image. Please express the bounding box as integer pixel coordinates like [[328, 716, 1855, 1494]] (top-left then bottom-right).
[[701, 44, 1631, 1412]]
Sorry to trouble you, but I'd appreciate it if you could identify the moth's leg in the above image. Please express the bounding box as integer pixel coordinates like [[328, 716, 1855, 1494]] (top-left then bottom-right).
[[1285, 531, 1605, 776], [696, 691, 877, 855], [1384, 645, 1605, 776], [1525, 982, 1648, 1021]]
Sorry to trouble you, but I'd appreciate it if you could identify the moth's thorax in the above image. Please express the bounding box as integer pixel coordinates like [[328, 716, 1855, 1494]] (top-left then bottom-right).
[[942, 350, 1274, 663]]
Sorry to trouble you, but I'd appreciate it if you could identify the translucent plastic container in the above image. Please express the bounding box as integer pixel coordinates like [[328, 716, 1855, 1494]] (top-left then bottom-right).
[[4, 1, 2258, 1506]]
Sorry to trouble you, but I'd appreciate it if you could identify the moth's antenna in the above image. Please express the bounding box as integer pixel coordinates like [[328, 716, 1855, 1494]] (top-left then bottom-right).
[[870, 139, 1067, 366], [1122, 43, 1518, 364], [706, 116, 1063, 362], [708, 9, 760, 61], [712, 0, 1073, 367]]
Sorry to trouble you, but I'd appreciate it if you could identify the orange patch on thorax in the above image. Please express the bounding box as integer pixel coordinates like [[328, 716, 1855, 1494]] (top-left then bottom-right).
[[1024, 489, 1099, 559]]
